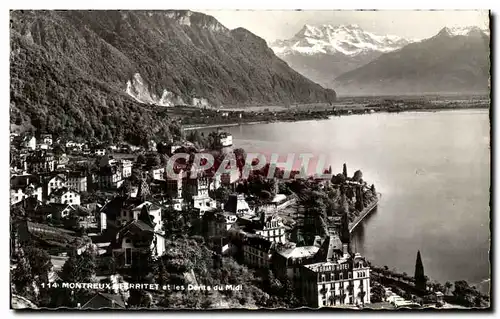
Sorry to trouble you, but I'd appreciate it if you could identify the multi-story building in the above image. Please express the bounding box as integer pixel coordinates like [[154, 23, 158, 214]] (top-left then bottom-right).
[[119, 160, 133, 179], [203, 211, 238, 239], [27, 151, 55, 173], [274, 245, 320, 281], [40, 134, 53, 146], [255, 214, 287, 244], [45, 174, 67, 198], [111, 220, 166, 269], [98, 165, 124, 189], [149, 166, 165, 181], [94, 148, 106, 156], [299, 235, 371, 308], [21, 135, 36, 150], [224, 193, 253, 216], [118, 201, 163, 235], [243, 236, 275, 268], [10, 175, 43, 205], [66, 171, 88, 193], [219, 132, 233, 147], [48, 188, 81, 206], [183, 173, 210, 200]]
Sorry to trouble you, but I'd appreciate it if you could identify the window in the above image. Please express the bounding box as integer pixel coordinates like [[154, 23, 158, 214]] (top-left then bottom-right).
[[348, 272, 352, 279], [125, 238, 131, 244], [125, 248, 132, 265], [339, 273, 343, 280]]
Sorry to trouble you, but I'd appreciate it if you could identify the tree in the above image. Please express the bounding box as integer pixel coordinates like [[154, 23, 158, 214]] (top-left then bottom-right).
[[186, 130, 205, 148], [445, 281, 453, 295], [136, 154, 146, 165], [233, 148, 246, 172], [25, 246, 52, 281], [414, 250, 426, 291], [370, 284, 385, 303], [146, 154, 161, 168], [128, 290, 152, 308], [211, 187, 230, 203], [353, 170, 363, 182], [60, 251, 96, 283], [56, 251, 96, 307], [12, 251, 33, 297], [342, 163, 348, 178]]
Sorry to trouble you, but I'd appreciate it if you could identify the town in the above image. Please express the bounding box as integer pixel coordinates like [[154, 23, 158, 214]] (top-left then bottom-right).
[[9, 129, 486, 309]]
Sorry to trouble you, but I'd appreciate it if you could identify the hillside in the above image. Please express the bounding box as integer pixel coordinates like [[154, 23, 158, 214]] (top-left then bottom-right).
[[10, 10, 336, 144], [333, 27, 490, 96]]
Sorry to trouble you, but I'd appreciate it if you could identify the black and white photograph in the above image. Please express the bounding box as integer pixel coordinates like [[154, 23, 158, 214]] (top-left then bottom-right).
[[8, 8, 491, 310]]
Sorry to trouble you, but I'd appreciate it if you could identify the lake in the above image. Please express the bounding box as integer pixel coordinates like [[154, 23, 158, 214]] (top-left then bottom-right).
[[203, 109, 491, 293]]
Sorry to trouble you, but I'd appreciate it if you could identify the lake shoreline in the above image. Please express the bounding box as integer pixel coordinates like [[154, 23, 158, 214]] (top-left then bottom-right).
[[182, 106, 489, 131]]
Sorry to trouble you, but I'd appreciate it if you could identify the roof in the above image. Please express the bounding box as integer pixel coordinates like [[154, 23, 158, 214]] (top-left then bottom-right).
[[245, 236, 274, 252], [47, 174, 66, 182], [315, 234, 344, 262], [118, 219, 154, 237], [49, 187, 79, 198], [67, 171, 86, 178], [11, 175, 40, 189], [278, 246, 319, 259], [35, 203, 76, 216], [271, 194, 287, 203], [131, 201, 161, 212], [100, 165, 119, 176], [82, 292, 126, 309], [224, 194, 251, 215]]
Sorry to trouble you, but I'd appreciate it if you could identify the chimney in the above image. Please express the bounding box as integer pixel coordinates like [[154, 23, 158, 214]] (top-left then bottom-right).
[[342, 243, 349, 256]]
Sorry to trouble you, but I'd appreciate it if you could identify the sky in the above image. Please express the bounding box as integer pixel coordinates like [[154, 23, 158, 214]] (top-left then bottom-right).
[[200, 10, 490, 42]]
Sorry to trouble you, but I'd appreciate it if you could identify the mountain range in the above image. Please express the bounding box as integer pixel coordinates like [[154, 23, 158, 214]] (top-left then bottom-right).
[[272, 24, 490, 96], [10, 10, 336, 144], [271, 24, 415, 88]]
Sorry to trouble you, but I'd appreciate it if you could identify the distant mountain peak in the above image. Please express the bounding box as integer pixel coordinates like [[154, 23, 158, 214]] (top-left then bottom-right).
[[162, 10, 228, 32], [272, 24, 413, 57], [437, 26, 489, 37]]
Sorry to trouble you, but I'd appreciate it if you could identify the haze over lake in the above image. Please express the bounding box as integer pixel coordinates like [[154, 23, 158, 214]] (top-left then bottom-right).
[[207, 109, 490, 292]]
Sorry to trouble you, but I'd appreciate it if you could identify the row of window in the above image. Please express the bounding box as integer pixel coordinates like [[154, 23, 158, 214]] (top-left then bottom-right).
[[320, 272, 352, 282]]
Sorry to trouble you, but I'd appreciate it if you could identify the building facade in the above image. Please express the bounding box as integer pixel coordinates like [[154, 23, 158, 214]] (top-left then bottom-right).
[[48, 188, 81, 206], [66, 171, 88, 193]]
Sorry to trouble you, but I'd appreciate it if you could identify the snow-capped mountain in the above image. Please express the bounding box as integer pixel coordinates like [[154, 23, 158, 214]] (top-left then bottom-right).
[[437, 26, 490, 37], [271, 24, 414, 57], [270, 24, 415, 88]]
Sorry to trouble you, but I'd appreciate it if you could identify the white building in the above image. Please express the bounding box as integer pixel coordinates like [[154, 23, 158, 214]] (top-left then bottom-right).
[[48, 188, 81, 206], [22, 136, 36, 150], [10, 175, 43, 205], [299, 236, 371, 308], [45, 175, 67, 198], [40, 134, 53, 146], [255, 214, 287, 244], [66, 171, 88, 193]]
